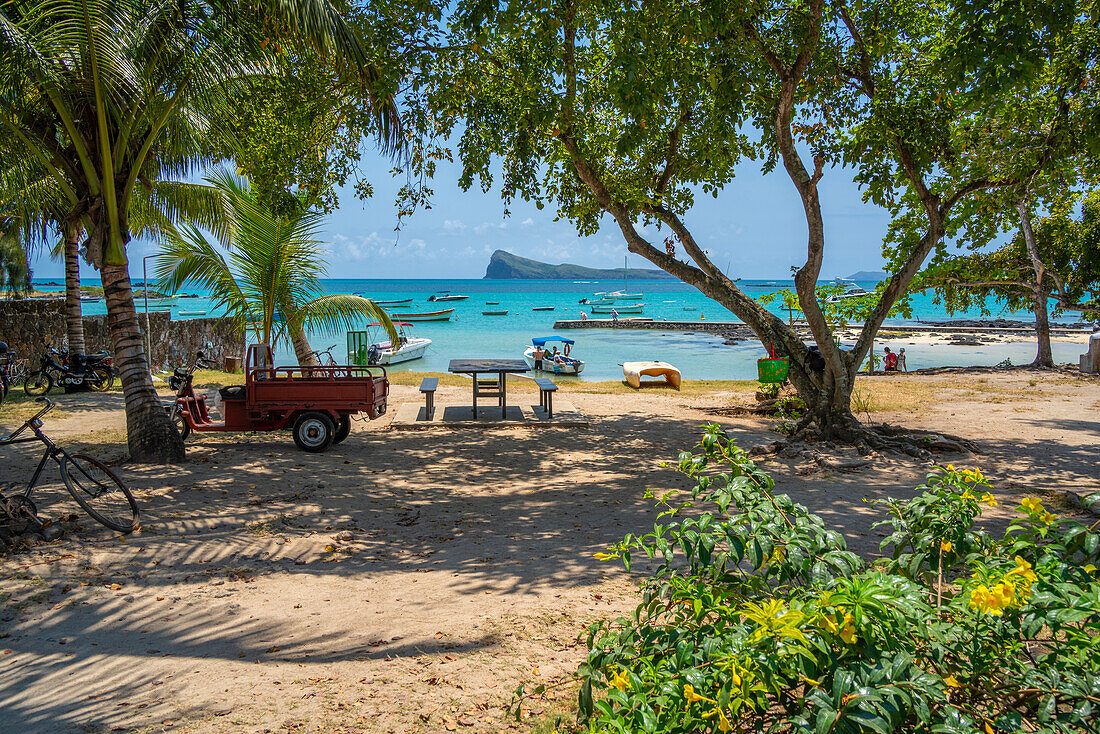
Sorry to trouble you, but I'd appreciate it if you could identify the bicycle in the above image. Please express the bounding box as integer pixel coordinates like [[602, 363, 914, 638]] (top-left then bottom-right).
[[0, 345, 29, 404], [310, 344, 339, 366], [0, 397, 138, 533]]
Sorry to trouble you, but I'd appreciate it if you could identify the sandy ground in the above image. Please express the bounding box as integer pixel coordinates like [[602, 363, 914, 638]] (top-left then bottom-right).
[[1, 370, 1098, 734]]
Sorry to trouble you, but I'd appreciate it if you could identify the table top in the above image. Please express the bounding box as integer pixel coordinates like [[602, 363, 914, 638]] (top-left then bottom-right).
[[448, 359, 530, 374]]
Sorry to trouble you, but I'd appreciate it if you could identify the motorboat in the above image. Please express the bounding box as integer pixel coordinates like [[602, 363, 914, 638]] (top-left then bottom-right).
[[532, 306, 555, 311], [591, 302, 644, 314], [524, 336, 584, 375], [579, 297, 614, 305], [623, 361, 681, 389], [178, 310, 207, 316], [824, 279, 872, 303], [482, 310, 508, 315], [428, 293, 469, 302], [347, 322, 431, 365], [389, 309, 454, 321], [373, 297, 414, 306]]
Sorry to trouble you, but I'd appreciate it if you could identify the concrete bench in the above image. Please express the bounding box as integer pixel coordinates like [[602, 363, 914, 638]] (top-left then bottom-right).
[[419, 377, 438, 419], [533, 377, 558, 418]]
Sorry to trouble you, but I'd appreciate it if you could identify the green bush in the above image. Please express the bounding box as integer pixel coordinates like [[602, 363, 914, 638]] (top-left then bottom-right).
[[579, 424, 1100, 733]]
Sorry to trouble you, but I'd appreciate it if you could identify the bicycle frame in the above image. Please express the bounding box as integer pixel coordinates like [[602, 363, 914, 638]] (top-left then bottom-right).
[[0, 402, 68, 503]]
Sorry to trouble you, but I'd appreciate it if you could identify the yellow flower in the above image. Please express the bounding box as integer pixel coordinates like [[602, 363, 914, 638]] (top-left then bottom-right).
[[962, 490, 975, 501], [943, 674, 961, 688], [839, 613, 857, 644], [1007, 557, 1037, 583], [985, 722, 995, 734], [718, 709, 732, 732], [593, 552, 617, 561], [1020, 497, 1044, 515], [945, 464, 956, 472], [820, 614, 840, 635], [683, 683, 714, 704], [940, 540, 953, 554], [1084, 564, 1097, 575], [608, 668, 630, 692], [969, 585, 1005, 616], [990, 581, 1016, 608], [980, 493, 998, 507], [1039, 510, 1056, 525]]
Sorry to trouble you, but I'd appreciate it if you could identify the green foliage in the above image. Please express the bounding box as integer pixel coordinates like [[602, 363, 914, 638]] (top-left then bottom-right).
[[580, 425, 1100, 733], [759, 283, 915, 332], [922, 191, 1100, 320], [0, 216, 31, 295], [154, 170, 397, 353]]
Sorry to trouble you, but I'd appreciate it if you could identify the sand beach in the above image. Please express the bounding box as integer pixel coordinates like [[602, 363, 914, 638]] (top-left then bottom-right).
[[1, 365, 1098, 733]]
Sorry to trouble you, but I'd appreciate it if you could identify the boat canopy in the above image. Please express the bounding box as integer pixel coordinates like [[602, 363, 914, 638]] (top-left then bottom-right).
[[531, 335, 575, 346]]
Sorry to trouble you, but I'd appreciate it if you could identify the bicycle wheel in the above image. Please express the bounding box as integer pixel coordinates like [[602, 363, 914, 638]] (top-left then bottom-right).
[[23, 370, 52, 396], [60, 454, 139, 533], [9, 359, 29, 383], [86, 368, 111, 392]]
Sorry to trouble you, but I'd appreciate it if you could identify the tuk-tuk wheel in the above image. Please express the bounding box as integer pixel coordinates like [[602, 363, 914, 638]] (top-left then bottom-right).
[[333, 415, 351, 445], [293, 412, 335, 452]]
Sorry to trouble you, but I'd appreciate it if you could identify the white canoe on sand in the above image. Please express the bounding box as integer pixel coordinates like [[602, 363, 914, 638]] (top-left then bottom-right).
[[623, 361, 681, 390]]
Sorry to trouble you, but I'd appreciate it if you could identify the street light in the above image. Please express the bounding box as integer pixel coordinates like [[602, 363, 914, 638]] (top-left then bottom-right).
[[142, 254, 157, 368]]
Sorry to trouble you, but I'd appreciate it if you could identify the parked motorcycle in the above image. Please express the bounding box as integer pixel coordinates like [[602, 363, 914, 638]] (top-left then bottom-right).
[[23, 348, 114, 395], [164, 351, 217, 438]]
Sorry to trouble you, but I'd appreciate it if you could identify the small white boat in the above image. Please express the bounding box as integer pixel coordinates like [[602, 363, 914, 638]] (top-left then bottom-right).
[[524, 336, 584, 375], [178, 310, 207, 316], [348, 322, 431, 365], [623, 361, 681, 389], [591, 302, 644, 314], [824, 279, 872, 303], [428, 293, 469, 302], [389, 309, 454, 321]]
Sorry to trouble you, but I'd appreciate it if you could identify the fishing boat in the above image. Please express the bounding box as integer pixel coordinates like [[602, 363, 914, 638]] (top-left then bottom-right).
[[623, 361, 681, 390], [486, 301, 500, 305], [591, 302, 645, 314], [682, 306, 698, 311], [824, 279, 872, 303], [347, 322, 431, 366], [524, 336, 584, 375], [482, 310, 508, 316], [428, 293, 469, 302], [372, 297, 414, 306], [389, 309, 454, 322], [532, 306, 555, 311]]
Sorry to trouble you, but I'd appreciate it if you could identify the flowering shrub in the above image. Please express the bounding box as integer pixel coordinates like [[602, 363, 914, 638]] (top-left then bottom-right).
[[579, 424, 1100, 733]]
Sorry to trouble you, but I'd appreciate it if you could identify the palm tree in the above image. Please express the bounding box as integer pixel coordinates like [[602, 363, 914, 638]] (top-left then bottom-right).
[[155, 170, 397, 362], [0, 0, 400, 461]]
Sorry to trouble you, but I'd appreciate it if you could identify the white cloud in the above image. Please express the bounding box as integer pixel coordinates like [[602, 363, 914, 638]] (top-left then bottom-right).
[[442, 219, 466, 234], [521, 217, 534, 226]]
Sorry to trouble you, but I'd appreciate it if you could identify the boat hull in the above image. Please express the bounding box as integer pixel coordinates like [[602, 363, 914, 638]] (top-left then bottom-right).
[[591, 303, 644, 314], [374, 298, 414, 306], [623, 361, 680, 389], [375, 337, 432, 364], [428, 295, 469, 302], [390, 309, 454, 321]]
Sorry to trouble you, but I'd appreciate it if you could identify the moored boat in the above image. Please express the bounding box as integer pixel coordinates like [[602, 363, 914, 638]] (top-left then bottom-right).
[[524, 336, 584, 375], [428, 293, 469, 302], [347, 322, 432, 365], [389, 309, 454, 322], [593, 290, 644, 300], [591, 302, 644, 314], [824, 279, 872, 303], [482, 310, 508, 315], [532, 306, 555, 311], [372, 297, 414, 306], [623, 361, 681, 389]]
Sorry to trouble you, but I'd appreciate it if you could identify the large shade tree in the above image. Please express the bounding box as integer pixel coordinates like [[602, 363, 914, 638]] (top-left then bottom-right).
[[414, 0, 1095, 447], [0, 0, 398, 461]]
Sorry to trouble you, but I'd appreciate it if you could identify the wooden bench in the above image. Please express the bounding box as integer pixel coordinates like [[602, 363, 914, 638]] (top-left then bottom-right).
[[419, 377, 438, 419], [533, 377, 558, 418]]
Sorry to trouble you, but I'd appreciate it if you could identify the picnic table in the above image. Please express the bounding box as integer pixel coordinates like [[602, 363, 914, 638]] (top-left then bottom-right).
[[448, 358, 530, 418]]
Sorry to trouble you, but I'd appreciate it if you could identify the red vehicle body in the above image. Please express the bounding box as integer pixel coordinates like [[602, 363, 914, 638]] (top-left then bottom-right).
[[177, 344, 388, 452]]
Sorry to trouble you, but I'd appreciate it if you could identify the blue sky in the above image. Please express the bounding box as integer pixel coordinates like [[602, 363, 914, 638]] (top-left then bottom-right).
[[29, 147, 892, 281]]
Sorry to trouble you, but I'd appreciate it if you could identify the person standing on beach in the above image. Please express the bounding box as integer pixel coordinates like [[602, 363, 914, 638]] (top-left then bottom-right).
[[611, 308, 619, 325], [533, 344, 544, 371], [898, 348, 908, 372], [883, 346, 898, 372]]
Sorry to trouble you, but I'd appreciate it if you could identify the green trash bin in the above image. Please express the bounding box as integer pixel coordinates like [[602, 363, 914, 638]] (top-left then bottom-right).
[[757, 357, 790, 383]]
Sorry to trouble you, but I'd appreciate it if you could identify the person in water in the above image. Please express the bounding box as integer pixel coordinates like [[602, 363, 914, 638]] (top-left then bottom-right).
[[533, 344, 544, 371]]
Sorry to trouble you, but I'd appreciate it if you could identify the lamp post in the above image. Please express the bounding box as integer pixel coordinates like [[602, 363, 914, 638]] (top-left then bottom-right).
[[142, 254, 157, 368]]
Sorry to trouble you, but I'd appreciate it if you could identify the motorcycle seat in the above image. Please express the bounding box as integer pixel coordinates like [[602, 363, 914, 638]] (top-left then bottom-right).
[[219, 385, 246, 401]]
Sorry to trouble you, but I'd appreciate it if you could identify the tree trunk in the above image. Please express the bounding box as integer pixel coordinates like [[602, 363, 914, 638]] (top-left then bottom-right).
[[1017, 199, 1054, 367], [290, 326, 319, 367], [101, 262, 185, 463], [63, 223, 86, 355]]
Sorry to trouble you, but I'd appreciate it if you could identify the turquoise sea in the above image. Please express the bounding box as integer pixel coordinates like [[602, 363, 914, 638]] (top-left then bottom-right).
[[32, 278, 1089, 381]]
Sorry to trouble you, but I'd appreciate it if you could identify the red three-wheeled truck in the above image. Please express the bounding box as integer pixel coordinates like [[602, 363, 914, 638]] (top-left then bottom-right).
[[174, 344, 388, 452]]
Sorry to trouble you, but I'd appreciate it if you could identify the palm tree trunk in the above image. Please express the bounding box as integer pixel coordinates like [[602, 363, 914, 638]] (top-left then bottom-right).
[[63, 223, 86, 355], [1017, 198, 1054, 367], [291, 326, 319, 367], [101, 262, 185, 463]]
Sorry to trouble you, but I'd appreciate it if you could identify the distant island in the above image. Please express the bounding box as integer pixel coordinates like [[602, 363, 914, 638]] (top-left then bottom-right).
[[484, 250, 678, 280], [845, 270, 887, 281]]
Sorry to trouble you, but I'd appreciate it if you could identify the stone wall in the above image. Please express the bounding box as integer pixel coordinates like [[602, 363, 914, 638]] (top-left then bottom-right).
[[0, 299, 243, 366]]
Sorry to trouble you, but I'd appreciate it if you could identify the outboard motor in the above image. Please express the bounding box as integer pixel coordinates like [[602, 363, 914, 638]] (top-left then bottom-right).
[[366, 344, 382, 365]]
